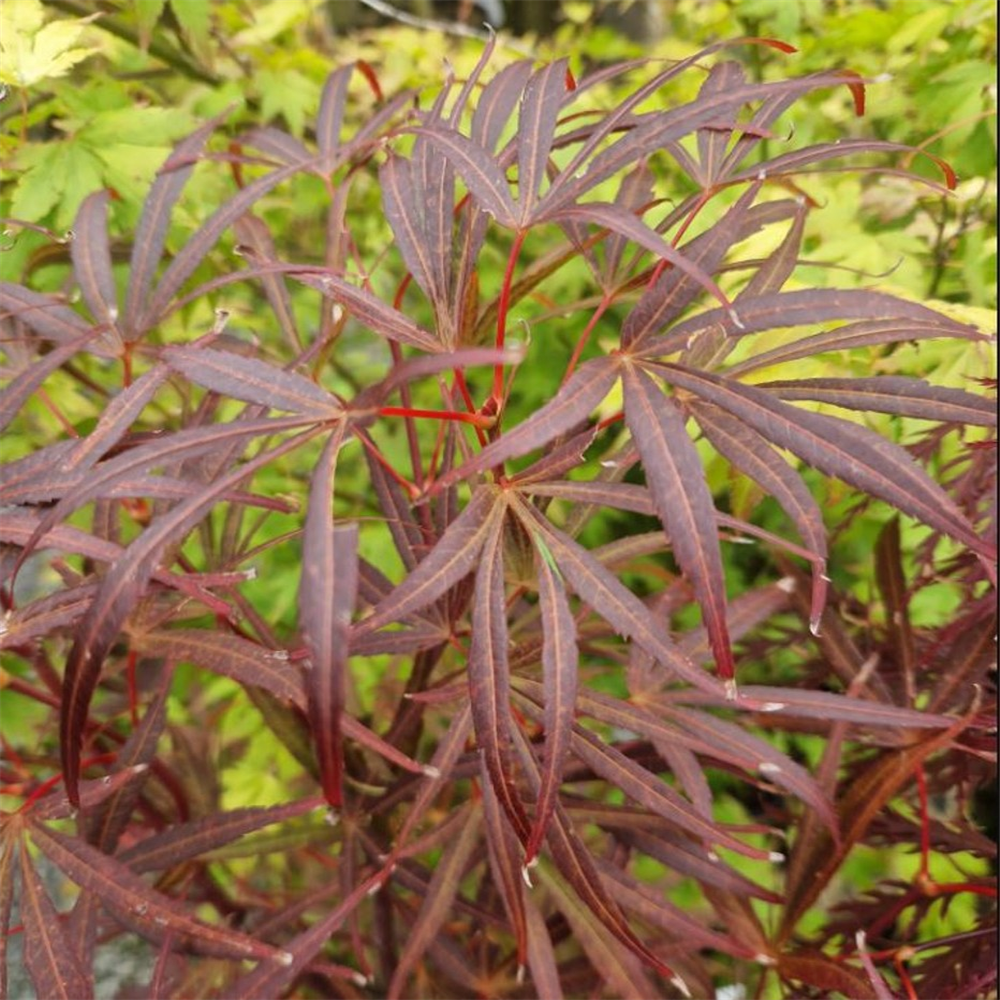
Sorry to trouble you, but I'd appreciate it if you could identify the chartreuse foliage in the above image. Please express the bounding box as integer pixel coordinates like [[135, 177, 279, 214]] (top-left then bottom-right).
[[1, 4, 996, 999]]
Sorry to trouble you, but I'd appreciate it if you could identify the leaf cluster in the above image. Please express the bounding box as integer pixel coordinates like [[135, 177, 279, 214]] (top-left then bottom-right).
[[1, 18, 997, 1000]]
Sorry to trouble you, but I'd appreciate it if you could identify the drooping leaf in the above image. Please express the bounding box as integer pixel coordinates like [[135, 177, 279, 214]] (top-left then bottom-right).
[[691, 399, 828, 629], [355, 486, 504, 635], [511, 496, 723, 696], [525, 540, 579, 862], [479, 755, 529, 971], [657, 362, 996, 563], [27, 821, 293, 964], [623, 364, 734, 681], [468, 519, 531, 843], [300, 428, 357, 807], [762, 376, 997, 426], [132, 629, 305, 708], [118, 800, 321, 873], [18, 839, 92, 1000]]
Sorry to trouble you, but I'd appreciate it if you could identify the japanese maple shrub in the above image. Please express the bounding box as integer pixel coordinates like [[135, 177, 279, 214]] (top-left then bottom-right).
[[1, 38, 996, 1000]]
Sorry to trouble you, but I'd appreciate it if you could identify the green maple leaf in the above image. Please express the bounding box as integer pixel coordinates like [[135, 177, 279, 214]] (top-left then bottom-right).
[[0, 0, 101, 89]]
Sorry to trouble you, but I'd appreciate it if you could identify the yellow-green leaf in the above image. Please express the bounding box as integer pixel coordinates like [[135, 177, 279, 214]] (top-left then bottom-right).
[[0, 0, 101, 88]]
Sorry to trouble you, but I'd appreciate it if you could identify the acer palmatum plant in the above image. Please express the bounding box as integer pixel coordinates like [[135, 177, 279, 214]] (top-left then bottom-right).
[[1, 39, 996, 1000]]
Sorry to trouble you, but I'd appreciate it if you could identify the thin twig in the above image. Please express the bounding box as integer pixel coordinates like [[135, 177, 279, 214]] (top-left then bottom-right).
[[359, 0, 534, 56]]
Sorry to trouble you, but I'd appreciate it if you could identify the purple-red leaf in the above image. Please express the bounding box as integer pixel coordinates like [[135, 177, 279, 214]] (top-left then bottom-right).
[[512, 727, 683, 990], [539, 858, 661, 999], [17, 839, 92, 1000], [387, 805, 483, 998], [27, 821, 293, 964], [517, 60, 567, 224], [691, 399, 828, 629], [0, 332, 95, 433], [70, 190, 119, 328], [512, 496, 723, 697], [356, 486, 504, 634], [658, 363, 996, 563], [413, 126, 517, 227], [727, 317, 986, 377], [233, 213, 302, 351], [300, 428, 357, 808], [317, 64, 353, 159], [621, 181, 763, 349], [228, 870, 383, 1000], [60, 364, 172, 472], [471, 59, 533, 153], [479, 755, 529, 970], [118, 800, 321, 873], [132, 629, 305, 708], [0, 283, 112, 352], [140, 159, 310, 332], [60, 428, 316, 803], [300, 271, 443, 352], [642, 288, 981, 359], [163, 345, 342, 417], [672, 685, 956, 729], [566, 721, 772, 859], [468, 523, 531, 843], [551, 201, 734, 315], [123, 113, 228, 338], [525, 541, 578, 862], [435, 357, 619, 491], [623, 364, 735, 681], [762, 376, 997, 426]]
